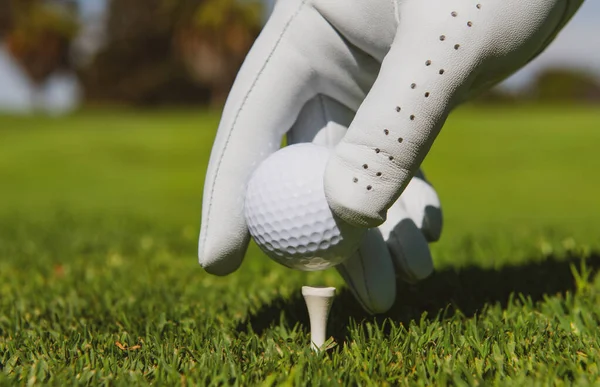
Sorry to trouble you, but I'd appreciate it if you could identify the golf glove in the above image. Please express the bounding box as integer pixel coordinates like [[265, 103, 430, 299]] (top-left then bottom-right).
[[199, 0, 584, 313]]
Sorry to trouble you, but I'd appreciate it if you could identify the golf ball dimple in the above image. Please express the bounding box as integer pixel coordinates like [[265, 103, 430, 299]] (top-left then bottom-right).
[[245, 143, 364, 271]]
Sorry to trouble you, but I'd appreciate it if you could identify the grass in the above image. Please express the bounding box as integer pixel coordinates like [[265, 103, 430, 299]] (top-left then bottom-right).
[[1, 105, 600, 385]]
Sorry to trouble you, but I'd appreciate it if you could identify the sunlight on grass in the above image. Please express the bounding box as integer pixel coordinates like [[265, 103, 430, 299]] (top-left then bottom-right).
[[1, 106, 600, 384]]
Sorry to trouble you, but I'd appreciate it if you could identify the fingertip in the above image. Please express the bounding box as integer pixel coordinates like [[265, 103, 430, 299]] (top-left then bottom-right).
[[324, 150, 391, 228], [198, 237, 247, 276], [335, 228, 396, 314], [337, 264, 395, 315], [386, 218, 434, 283], [379, 201, 434, 284], [422, 205, 443, 242], [402, 175, 443, 243], [199, 258, 242, 277]]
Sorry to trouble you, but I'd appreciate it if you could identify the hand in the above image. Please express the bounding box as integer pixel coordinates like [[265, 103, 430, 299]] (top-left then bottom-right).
[[288, 95, 442, 313], [198, 0, 584, 312]]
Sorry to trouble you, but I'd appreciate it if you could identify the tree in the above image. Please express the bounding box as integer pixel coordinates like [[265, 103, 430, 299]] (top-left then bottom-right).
[[469, 88, 519, 106], [0, 0, 14, 37], [174, 0, 263, 106], [530, 68, 600, 103], [81, 0, 263, 107], [4, 0, 79, 84]]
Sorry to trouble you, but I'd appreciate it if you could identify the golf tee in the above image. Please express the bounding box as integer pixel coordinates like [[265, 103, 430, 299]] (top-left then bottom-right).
[[302, 286, 335, 351]]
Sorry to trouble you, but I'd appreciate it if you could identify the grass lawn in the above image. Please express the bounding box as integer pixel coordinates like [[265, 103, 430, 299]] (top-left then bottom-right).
[[1, 105, 600, 385]]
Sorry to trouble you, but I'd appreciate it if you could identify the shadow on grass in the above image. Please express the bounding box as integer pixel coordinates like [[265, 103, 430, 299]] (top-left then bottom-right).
[[235, 253, 600, 344]]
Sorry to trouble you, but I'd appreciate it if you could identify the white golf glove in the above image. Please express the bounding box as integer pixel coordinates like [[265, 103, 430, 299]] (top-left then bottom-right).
[[199, 0, 584, 314]]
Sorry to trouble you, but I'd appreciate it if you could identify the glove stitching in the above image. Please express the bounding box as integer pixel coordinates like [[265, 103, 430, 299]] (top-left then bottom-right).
[[391, 0, 400, 26], [201, 0, 309, 250], [316, 95, 331, 146]]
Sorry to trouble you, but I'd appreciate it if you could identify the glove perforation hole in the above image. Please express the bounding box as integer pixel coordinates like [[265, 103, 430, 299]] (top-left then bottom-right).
[[451, 11, 458, 17], [363, 164, 368, 169], [410, 115, 415, 120], [425, 60, 432, 66], [425, 92, 430, 98], [353, 177, 358, 183], [376, 172, 382, 177], [439, 69, 445, 75], [439, 35, 446, 41], [389, 156, 394, 161], [398, 137, 404, 143], [467, 21, 473, 27], [396, 106, 401, 112], [454, 44, 460, 50], [375, 148, 381, 154], [411, 83, 417, 89], [366, 185, 373, 191], [384, 129, 389, 135], [476, 4, 482, 9]]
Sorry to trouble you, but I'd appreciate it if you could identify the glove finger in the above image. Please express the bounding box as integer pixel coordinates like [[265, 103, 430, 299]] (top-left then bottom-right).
[[199, 2, 332, 275], [378, 198, 434, 284], [399, 169, 443, 243], [324, 0, 582, 228], [289, 95, 396, 314], [336, 228, 396, 314]]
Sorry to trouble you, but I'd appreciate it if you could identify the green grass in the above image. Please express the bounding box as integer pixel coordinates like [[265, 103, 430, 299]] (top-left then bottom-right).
[[1, 106, 600, 385]]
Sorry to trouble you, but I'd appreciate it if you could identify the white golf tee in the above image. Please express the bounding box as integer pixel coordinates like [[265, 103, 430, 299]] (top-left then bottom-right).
[[302, 286, 336, 351]]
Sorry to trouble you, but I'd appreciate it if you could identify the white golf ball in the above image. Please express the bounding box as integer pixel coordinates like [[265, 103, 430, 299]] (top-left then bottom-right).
[[245, 143, 365, 271]]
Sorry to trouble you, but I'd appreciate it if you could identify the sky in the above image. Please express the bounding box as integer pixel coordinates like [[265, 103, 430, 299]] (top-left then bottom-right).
[[77, 0, 107, 17]]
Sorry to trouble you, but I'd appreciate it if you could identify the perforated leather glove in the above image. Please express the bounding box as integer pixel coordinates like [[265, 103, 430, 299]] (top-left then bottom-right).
[[199, 0, 584, 313]]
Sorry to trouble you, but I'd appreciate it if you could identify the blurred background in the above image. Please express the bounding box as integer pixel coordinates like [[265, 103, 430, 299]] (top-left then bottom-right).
[[0, 0, 599, 263], [0, 0, 599, 115]]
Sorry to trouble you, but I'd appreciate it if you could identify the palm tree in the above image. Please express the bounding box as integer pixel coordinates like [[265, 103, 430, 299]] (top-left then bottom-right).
[[4, 0, 79, 84], [0, 0, 14, 37], [174, 0, 263, 106]]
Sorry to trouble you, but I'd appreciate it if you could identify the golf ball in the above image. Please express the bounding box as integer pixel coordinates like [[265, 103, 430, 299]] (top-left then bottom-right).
[[245, 143, 365, 271]]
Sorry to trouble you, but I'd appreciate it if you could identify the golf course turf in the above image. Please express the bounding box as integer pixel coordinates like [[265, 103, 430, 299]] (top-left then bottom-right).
[[1, 106, 600, 385]]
